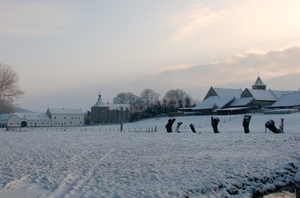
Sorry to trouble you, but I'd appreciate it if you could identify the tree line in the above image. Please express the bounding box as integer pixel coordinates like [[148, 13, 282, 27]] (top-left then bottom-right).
[[112, 88, 199, 121]]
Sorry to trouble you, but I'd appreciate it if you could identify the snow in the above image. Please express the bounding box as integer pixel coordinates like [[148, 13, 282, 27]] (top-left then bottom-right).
[[271, 92, 300, 108], [0, 113, 299, 198]]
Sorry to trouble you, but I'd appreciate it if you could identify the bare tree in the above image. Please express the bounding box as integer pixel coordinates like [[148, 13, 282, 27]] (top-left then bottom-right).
[[167, 98, 177, 112], [113, 92, 141, 105], [113, 92, 127, 104], [184, 96, 192, 107], [0, 64, 24, 113], [140, 88, 160, 105], [164, 89, 187, 101], [164, 88, 193, 107], [126, 92, 141, 105]]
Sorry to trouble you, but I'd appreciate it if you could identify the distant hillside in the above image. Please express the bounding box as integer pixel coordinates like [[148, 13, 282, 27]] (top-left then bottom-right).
[[14, 107, 33, 113]]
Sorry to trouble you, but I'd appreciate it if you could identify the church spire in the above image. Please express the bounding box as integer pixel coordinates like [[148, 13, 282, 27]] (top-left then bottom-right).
[[252, 75, 266, 90], [94, 92, 106, 107]]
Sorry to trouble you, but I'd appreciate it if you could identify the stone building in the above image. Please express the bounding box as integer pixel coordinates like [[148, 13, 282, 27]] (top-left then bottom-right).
[[91, 93, 132, 124]]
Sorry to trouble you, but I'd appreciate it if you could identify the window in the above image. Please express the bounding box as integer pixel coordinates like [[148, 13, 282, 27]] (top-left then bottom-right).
[[64, 117, 66, 119], [70, 121, 72, 124], [54, 117, 56, 119]]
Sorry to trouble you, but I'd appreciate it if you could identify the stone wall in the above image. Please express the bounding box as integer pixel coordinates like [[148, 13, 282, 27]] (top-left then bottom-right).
[[91, 106, 131, 124]]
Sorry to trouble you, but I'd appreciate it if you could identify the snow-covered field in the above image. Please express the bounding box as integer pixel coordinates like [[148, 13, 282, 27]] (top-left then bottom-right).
[[0, 113, 299, 198]]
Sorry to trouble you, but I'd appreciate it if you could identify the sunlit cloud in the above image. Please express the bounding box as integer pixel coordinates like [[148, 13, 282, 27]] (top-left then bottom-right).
[[150, 64, 197, 75], [0, 0, 78, 37], [164, 3, 229, 42], [135, 44, 300, 90]]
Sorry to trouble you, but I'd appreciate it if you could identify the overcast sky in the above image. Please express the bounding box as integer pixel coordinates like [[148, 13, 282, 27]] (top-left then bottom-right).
[[1, 0, 300, 112]]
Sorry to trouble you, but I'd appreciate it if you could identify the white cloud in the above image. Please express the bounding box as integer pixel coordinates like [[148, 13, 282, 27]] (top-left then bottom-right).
[[0, 1, 78, 37], [164, 3, 229, 42]]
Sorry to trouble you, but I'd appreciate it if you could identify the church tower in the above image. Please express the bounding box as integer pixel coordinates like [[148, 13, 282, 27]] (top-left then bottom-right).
[[252, 76, 266, 90], [93, 92, 106, 107]]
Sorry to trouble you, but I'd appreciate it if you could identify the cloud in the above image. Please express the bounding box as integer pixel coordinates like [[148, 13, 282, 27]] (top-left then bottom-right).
[[0, 0, 78, 37], [164, 3, 228, 42], [150, 64, 197, 75], [134, 44, 300, 91]]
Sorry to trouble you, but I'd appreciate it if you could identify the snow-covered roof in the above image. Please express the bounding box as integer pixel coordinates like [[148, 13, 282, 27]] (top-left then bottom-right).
[[23, 113, 51, 121], [213, 88, 242, 98], [229, 97, 254, 107], [192, 96, 235, 111], [269, 90, 299, 99], [47, 108, 83, 115], [0, 113, 12, 121], [94, 94, 109, 107], [253, 76, 265, 86], [0, 113, 51, 121], [91, 93, 131, 110], [216, 107, 249, 111], [243, 89, 277, 101], [108, 103, 131, 110], [271, 92, 300, 108]]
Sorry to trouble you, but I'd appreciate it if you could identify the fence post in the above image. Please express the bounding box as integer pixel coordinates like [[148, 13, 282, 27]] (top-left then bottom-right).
[[120, 122, 123, 132], [242, 115, 251, 133], [166, 118, 176, 133], [211, 116, 220, 133], [189, 124, 196, 133]]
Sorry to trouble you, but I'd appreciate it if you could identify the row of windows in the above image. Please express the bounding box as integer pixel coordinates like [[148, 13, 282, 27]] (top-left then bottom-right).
[[53, 117, 81, 120], [10, 122, 50, 125], [54, 121, 82, 125], [8, 121, 82, 126]]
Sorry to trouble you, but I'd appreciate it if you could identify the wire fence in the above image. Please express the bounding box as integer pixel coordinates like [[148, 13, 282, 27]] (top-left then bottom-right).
[[1, 114, 249, 133]]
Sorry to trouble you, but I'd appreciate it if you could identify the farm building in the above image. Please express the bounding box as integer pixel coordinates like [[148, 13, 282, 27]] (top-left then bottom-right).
[[192, 76, 299, 115], [0, 108, 84, 128], [46, 108, 84, 127], [270, 92, 300, 109], [0, 113, 51, 128]]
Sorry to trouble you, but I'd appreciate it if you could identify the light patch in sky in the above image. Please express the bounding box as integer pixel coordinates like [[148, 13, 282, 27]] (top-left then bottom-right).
[[150, 64, 197, 75], [0, 1, 78, 37], [165, 3, 229, 42]]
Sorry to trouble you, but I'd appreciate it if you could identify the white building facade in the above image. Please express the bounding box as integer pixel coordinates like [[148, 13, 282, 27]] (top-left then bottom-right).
[[0, 113, 51, 128], [0, 108, 84, 128], [46, 108, 84, 127]]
